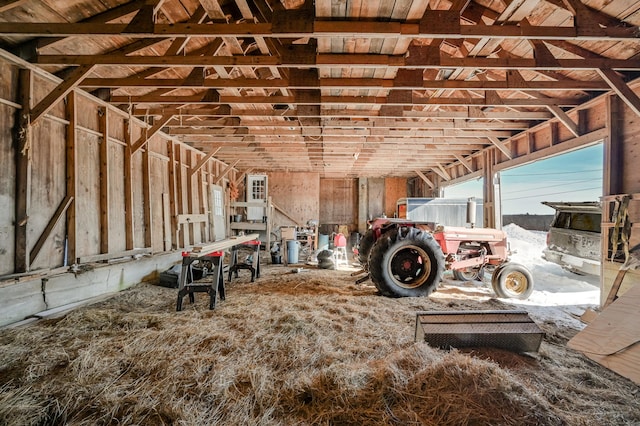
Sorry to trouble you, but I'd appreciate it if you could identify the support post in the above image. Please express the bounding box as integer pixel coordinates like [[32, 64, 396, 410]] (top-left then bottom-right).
[[14, 68, 32, 272], [358, 177, 368, 234], [482, 150, 501, 229], [98, 107, 109, 253], [65, 90, 77, 266], [604, 94, 623, 196], [142, 133, 153, 250], [167, 141, 178, 249], [123, 120, 135, 250]]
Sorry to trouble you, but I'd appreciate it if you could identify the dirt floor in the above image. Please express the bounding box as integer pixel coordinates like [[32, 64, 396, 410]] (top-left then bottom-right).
[[0, 263, 638, 425]]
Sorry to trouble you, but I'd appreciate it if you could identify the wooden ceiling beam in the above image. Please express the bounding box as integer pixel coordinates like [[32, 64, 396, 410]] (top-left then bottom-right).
[[80, 76, 610, 91], [34, 53, 640, 71], [166, 118, 530, 130], [1, 20, 637, 40], [111, 93, 581, 107], [168, 128, 514, 137], [134, 107, 553, 120]]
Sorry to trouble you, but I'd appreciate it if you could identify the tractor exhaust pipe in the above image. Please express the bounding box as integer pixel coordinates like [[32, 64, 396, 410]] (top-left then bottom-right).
[[467, 197, 476, 228]]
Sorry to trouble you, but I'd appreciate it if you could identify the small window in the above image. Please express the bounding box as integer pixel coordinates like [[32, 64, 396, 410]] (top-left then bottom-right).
[[252, 179, 266, 201], [569, 212, 601, 233], [213, 189, 223, 216], [553, 211, 600, 233]]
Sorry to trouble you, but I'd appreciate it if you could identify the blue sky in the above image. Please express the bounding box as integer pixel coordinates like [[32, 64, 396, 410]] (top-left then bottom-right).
[[443, 144, 603, 215]]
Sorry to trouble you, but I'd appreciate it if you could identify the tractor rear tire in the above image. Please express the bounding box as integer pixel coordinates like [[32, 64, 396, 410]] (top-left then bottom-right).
[[358, 229, 375, 270], [369, 226, 445, 298], [491, 263, 534, 299]]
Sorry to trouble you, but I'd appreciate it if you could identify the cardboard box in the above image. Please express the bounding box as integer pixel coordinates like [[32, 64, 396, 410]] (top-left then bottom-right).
[[281, 227, 296, 240]]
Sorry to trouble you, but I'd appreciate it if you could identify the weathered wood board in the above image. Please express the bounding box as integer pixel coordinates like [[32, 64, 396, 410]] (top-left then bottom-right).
[[29, 118, 67, 270], [367, 177, 385, 219], [568, 283, 640, 385], [0, 103, 16, 274], [319, 178, 357, 226], [384, 177, 407, 217], [269, 172, 320, 227], [75, 130, 101, 259], [108, 140, 126, 253]]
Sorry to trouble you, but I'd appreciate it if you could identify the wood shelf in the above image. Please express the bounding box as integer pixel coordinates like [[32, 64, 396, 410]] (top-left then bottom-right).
[[229, 198, 273, 249], [230, 222, 268, 231]]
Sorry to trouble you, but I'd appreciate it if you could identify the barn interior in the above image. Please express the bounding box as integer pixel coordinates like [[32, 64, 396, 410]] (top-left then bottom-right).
[[0, 0, 639, 424]]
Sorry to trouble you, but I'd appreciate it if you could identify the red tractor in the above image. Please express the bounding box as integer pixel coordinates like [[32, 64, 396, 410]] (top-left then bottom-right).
[[357, 218, 534, 299]]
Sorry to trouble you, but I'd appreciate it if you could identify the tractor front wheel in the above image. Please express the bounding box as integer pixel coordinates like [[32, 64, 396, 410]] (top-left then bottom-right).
[[453, 267, 484, 282], [491, 263, 534, 299], [369, 227, 445, 297]]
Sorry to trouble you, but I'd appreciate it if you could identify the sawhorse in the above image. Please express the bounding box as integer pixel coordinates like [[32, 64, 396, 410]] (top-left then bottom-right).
[[176, 251, 225, 311], [228, 240, 261, 282]]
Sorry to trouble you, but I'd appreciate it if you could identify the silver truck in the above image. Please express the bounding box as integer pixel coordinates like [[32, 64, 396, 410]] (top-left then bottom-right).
[[541, 201, 601, 276]]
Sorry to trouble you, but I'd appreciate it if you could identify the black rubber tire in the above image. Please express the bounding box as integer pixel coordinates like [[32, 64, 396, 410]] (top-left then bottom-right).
[[318, 259, 335, 270], [369, 227, 445, 298], [358, 229, 376, 270], [491, 263, 534, 300], [317, 249, 333, 261], [453, 267, 484, 282]]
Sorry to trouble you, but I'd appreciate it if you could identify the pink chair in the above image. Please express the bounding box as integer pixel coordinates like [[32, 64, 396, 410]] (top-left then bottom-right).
[[333, 233, 348, 267]]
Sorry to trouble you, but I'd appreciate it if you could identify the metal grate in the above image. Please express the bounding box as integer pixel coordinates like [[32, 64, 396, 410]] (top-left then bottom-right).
[[415, 310, 544, 353]]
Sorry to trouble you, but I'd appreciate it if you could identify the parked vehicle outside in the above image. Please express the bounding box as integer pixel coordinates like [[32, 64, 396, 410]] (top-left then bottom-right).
[[541, 201, 601, 276]]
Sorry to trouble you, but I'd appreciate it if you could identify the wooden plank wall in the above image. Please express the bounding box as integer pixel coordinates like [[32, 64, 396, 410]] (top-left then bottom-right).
[[600, 94, 640, 303], [269, 172, 320, 227], [0, 56, 233, 276], [367, 178, 385, 220], [384, 177, 407, 217], [319, 178, 357, 228]]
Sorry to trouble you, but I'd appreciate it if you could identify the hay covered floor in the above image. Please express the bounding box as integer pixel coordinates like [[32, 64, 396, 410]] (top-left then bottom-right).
[[1, 265, 639, 425]]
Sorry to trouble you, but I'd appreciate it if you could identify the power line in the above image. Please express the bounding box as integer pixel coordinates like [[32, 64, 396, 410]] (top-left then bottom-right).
[[502, 178, 600, 195], [504, 168, 602, 177], [503, 186, 602, 201]]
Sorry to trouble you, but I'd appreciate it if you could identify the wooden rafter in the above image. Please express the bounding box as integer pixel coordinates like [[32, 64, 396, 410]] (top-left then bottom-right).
[[487, 136, 513, 159], [454, 154, 474, 173], [597, 69, 640, 117], [414, 170, 435, 189], [0, 0, 27, 13], [189, 147, 221, 178], [431, 165, 452, 181], [29, 65, 95, 125], [131, 114, 174, 154], [214, 159, 240, 185]]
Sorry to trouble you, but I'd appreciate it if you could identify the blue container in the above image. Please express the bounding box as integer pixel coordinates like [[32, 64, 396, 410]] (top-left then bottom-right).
[[318, 234, 329, 251], [286, 240, 300, 264]]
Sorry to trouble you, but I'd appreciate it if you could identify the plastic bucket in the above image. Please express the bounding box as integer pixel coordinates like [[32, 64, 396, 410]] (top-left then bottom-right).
[[286, 240, 300, 264], [318, 234, 329, 251], [271, 254, 282, 264]]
